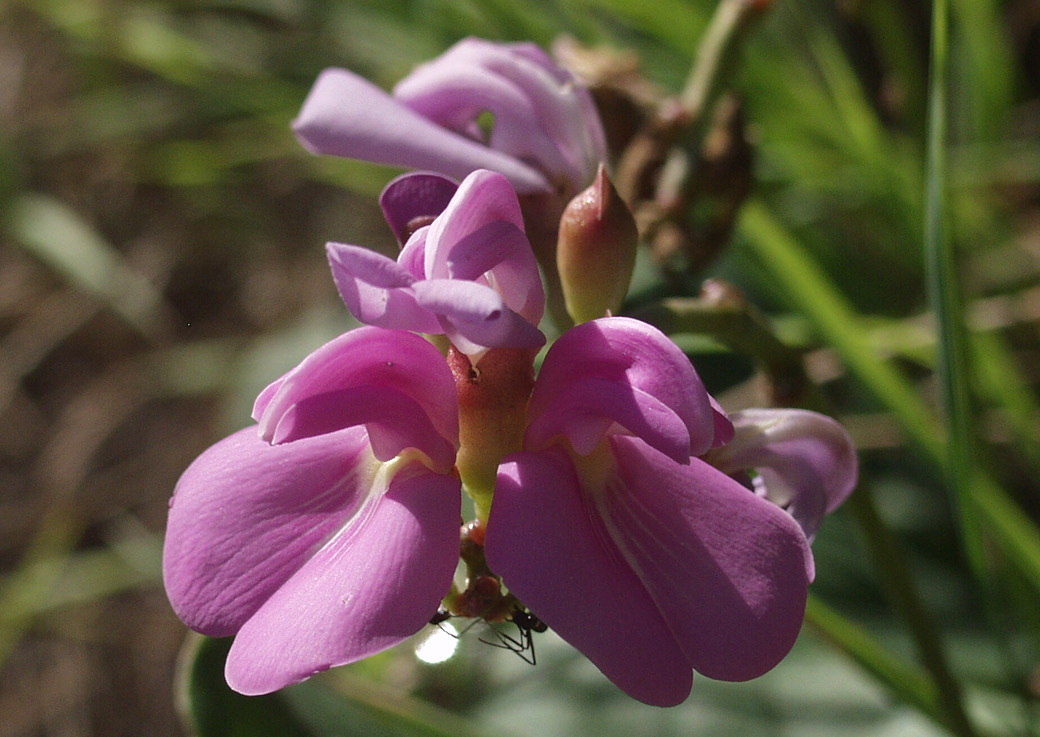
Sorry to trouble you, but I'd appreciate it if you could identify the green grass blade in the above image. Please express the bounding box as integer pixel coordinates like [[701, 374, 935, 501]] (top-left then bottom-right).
[[560, 0, 707, 54], [738, 200, 944, 457], [804, 596, 945, 727], [949, 0, 1014, 141], [5, 194, 175, 342], [923, 0, 987, 575], [739, 201, 1040, 596], [972, 332, 1040, 473]]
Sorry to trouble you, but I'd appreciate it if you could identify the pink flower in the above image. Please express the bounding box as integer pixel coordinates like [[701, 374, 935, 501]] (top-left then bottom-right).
[[484, 317, 819, 706], [163, 327, 462, 695], [294, 40, 610, 329], [705, 408, 858, 541], [164, 169, 858, 705], [293, 38, 607, 199], [325, 170, 545, 360]]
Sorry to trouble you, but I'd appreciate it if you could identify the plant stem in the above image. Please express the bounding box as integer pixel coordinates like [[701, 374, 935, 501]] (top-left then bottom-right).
[[847, 486, 978, 737], [678, 0, 764, 136], [614, 0, 766, 205]]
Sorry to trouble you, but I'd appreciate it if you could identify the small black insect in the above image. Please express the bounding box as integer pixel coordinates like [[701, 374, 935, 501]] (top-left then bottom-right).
[[427, 608, 547, 665], [478, 609, 546, 665], [511, 609, 548, 634], [428, 608, 452, 626]]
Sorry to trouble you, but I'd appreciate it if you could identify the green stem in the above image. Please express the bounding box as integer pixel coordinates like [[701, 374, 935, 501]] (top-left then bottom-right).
[[615, 0, 766, 205], [464, 483, 494, 527], [678, 0, 764, 133], [847, 486, 977, 737]]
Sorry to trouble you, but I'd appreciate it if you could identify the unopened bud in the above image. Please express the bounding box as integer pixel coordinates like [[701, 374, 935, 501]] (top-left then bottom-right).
[[556, 165, 638, 324]]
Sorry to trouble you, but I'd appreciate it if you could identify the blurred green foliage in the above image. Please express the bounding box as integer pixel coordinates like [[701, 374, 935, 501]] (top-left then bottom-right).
[[2, 0, 1039, 735]]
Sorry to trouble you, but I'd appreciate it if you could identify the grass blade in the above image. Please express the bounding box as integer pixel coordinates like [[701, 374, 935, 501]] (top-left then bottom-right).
[[739, 200, 1040, 594], [923, 0, 986, 575], [5, 193, 174, 342], [804, 596, 944, 728]]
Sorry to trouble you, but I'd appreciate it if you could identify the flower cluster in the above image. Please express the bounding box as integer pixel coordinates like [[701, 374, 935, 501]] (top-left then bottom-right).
[[293, 37, 610, 328], [293, 37, 606, 201], [164, 39, 857, 707]]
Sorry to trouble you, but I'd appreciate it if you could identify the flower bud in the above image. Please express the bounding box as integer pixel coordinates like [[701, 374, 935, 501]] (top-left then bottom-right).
[[557, 165, 638, 324]]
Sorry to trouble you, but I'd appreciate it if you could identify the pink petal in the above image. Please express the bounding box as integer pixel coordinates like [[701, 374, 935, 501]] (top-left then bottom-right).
[[293, 68, 550, 194], [709, 394, 735, 448], [394, 38, 606, 194], [325, 242, 442, 333], [603, 436, 814, 681], [524, 375, 694, 462], [444, 219, 545, 328], [411, 279, 545, 356], [379, 172, 458, 245], [225, 465, 461, 694], [485, 448, 694, 706], [163, 427, 378, 637], [251, 368, 289, 421], [423, 170, 526, 280], [253, 327, 458, 470], [265, 384, 457, 472], [397, 227, 429, 280], [323, 171, 545, 358], [487, 40, 607, 184], [326, 242, 416, 289], [394, 61, 567, 188], [709, 409, 858, 539], [525, 317, 716, 458]]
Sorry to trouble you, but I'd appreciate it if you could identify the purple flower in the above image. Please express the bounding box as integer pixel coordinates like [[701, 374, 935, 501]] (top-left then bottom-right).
[[162, 327, 462, 695], [294, 40, 609, 329], [704, 408, 859, 541], [164, 155, 858, 703], [326, 170, 545, 360], [484, 317, 817, 707], [293, 38, 607, 199]]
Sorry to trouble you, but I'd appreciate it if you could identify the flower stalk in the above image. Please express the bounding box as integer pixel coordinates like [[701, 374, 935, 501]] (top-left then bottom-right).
[[614, 0, 767, 205], [450, 346, 537, 523]]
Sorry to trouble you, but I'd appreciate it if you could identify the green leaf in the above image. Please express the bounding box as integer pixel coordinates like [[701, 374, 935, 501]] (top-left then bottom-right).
[[971, 332, 1040, 473], [923, 0, 987, 583], [177, 635, 316, 737], [177, 636, 508, 737], [738, 199, 945, 458], [0, 530, 160, 624], [739, 199, 1040, 595], [948, 0, 1014, 141]]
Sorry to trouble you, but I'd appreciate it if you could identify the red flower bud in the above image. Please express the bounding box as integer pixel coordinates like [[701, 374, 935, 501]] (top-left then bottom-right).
[[556, 165, 638, 324]]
